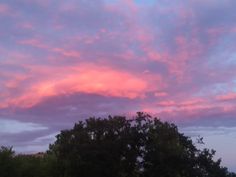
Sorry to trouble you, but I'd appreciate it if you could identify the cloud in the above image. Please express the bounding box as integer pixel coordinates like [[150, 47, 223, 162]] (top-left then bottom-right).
[[0, 4, 9, 14], [216, 92, 236, 101], [0, 119, 48, 134], [0, 0, 235, 113], [180, 125, 236, 172], [0, 64, 147, 108], [1, 1, 236, 170]]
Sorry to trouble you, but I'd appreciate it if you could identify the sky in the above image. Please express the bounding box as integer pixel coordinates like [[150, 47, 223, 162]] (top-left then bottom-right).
[[1, 0, 236, 171]]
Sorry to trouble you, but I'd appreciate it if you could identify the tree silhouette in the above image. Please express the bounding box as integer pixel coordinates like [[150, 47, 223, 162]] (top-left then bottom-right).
[[48, 112, 236, 177], [0, 113, 235, 177], [0, 146, 18, 177]]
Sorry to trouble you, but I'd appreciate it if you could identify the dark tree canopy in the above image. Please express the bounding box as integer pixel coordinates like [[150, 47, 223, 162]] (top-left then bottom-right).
[[49, 112, 235, 177], [0, 112, 235, 177]]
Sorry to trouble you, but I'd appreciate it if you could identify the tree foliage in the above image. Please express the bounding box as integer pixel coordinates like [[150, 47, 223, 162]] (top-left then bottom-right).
[[49, 112, 235, 177], [0, 146, 17, 177], [0, 112, 235, 177]]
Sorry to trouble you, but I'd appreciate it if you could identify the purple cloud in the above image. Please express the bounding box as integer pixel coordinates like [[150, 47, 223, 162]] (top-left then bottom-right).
[[1, 0, 236, 171]]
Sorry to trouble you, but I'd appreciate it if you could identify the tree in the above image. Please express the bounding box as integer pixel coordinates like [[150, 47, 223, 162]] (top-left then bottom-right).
[[0, 146, 56, 177], [49, 115, 141, 177], [49, 112, 236, 177], [1, 113, 235, 177], [0, 146, 17, 177]]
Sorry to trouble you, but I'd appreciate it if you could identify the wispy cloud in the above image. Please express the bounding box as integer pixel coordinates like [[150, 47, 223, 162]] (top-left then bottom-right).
[[0, 119, 47, 134], [1, 0, 236, 169]]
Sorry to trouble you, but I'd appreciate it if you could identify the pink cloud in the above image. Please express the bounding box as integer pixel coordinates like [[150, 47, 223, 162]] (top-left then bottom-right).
[[20, 22, 34, 30], [52, 48, 81, 58], [1, 64, 148, 108], [156, 98, 205, 109], [216, 92, 236, 101], [0, 4, 9, 15], [18, 38, 49, 49], [1, 1, 236, 168], [179, 98, 204, 107], [157, 100, 176, 107], [154, 92, 168, 97]]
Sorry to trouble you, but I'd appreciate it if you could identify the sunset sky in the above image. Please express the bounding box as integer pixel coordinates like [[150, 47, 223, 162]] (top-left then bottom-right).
[[1, 0, 236, 171]]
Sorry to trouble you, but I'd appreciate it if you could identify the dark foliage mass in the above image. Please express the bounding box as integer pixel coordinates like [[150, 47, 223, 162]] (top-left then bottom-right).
[[0, 112, 235, 177]]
